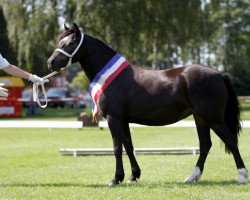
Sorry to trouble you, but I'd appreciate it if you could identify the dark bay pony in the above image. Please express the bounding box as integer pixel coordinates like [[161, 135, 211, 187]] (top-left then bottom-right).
[[47, 23, 248, 186]]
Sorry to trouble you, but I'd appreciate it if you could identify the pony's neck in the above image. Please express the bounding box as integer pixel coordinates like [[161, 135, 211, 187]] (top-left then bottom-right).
[[79, 34, 117, 82]]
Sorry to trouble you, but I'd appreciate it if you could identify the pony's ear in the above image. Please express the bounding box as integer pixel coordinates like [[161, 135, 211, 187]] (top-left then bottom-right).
[[64, 23, 69, 30], [73, 23, 81, 34]]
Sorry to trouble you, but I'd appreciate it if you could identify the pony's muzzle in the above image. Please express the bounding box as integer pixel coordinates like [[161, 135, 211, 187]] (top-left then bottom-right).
[[47, 59, 55, 69], [47, 56, 61, 72], [47, 56, 53, 71]]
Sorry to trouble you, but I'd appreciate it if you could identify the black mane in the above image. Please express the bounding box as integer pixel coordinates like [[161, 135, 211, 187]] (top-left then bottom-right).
[[78, 34, 117, 81]]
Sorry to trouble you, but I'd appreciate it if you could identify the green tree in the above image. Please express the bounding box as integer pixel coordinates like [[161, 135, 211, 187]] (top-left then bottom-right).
[[0, 6, 15, 65], [206, 0, 250, 94], [1, 0, 250, 94], [65, 0, 212, 68], [1, 0, 59, 75], [72, 71, 90, 90]]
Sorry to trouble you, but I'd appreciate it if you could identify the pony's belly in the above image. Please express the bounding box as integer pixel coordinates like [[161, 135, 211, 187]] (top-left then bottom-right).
[[129, 119, 178, 126], [128, 108, 192, 126]]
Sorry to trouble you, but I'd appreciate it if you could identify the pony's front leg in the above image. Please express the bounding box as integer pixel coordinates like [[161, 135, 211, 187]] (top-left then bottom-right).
[[107, 115, 125, 186], [122, 123, 141, 183]]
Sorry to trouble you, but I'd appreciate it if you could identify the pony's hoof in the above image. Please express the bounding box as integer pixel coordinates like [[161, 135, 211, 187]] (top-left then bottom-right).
[[108, 179, 120, 187], [238, 168, 248, 184], [184, 175, 201, 183], [127, 180, 136, 184], [127, 174, 139, 184], [185, 166, 201, 183], [127, 178, 137, 184]]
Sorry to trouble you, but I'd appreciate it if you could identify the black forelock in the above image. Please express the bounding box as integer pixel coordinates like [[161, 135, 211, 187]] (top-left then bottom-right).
[[58, 29, 75, 43]]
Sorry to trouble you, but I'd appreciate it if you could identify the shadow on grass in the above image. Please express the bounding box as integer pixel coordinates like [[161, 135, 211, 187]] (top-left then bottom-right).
[[0, 180, 247, 189], [0, 182, 107, 188], [123, 180, 247, 189], [194, 180, 242, 186]]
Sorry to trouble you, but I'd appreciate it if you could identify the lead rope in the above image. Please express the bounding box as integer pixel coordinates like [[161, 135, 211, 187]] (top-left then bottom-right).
[[32, 64, 70, 108], [33, 71, 57, 108]]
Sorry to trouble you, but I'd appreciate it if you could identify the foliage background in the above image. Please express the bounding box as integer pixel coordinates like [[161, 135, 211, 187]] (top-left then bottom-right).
[[0, 0, 249, 94]]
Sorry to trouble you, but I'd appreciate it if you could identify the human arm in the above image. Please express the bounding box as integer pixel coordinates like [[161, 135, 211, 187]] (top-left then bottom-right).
[[2, 64, 31, 80], [0, 54, 42, 82], [2, 64, 43, 83], [0, 54, 45, 97], [3, 64, 30, 80]]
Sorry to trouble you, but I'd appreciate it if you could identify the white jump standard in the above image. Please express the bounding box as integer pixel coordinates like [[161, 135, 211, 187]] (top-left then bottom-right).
[[60, 147, 200, 156]]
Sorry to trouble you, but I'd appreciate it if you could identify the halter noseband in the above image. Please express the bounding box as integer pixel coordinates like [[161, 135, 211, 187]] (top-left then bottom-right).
[[54, 32, 84, 66]]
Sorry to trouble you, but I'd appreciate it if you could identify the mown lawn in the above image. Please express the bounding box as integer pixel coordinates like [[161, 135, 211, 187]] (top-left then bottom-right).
[[241, 102, 250, 121], [21, 107, 82, 121], [0, 127, 249, 199]]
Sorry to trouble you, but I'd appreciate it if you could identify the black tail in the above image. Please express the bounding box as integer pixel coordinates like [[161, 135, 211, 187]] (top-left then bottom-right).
[[223, 75, 242, 153]]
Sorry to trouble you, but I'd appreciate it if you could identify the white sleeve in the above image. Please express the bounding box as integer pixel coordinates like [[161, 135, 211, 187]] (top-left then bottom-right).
[[0, 53, 10, 69]]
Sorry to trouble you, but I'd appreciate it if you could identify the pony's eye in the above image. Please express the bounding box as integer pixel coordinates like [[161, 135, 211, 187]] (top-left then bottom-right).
[[61, 43, 66, 48]]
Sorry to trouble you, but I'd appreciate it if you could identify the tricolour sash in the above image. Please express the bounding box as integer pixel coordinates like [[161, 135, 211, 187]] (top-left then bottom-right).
[[89, 54, 129, 118]]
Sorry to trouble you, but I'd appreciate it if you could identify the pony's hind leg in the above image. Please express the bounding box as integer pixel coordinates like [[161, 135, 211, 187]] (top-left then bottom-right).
[[211, 123, 248, 184], [185, 116, 211, 183], [122, 123, 141, 183]]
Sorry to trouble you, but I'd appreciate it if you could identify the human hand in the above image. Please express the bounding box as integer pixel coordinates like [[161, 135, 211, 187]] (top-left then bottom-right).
[[29, 74, 49, 84], [29, 74, 43, 83], [0, 83, 8, 97]]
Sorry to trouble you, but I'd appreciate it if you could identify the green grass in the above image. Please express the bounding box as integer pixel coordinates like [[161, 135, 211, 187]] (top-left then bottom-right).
[[0, 107, 82, 121], [241, 103, 250, 121], [0, 127, 250, 199]]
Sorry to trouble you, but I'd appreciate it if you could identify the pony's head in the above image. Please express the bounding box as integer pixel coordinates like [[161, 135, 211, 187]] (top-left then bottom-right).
[[47, 23, 83, 72]]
